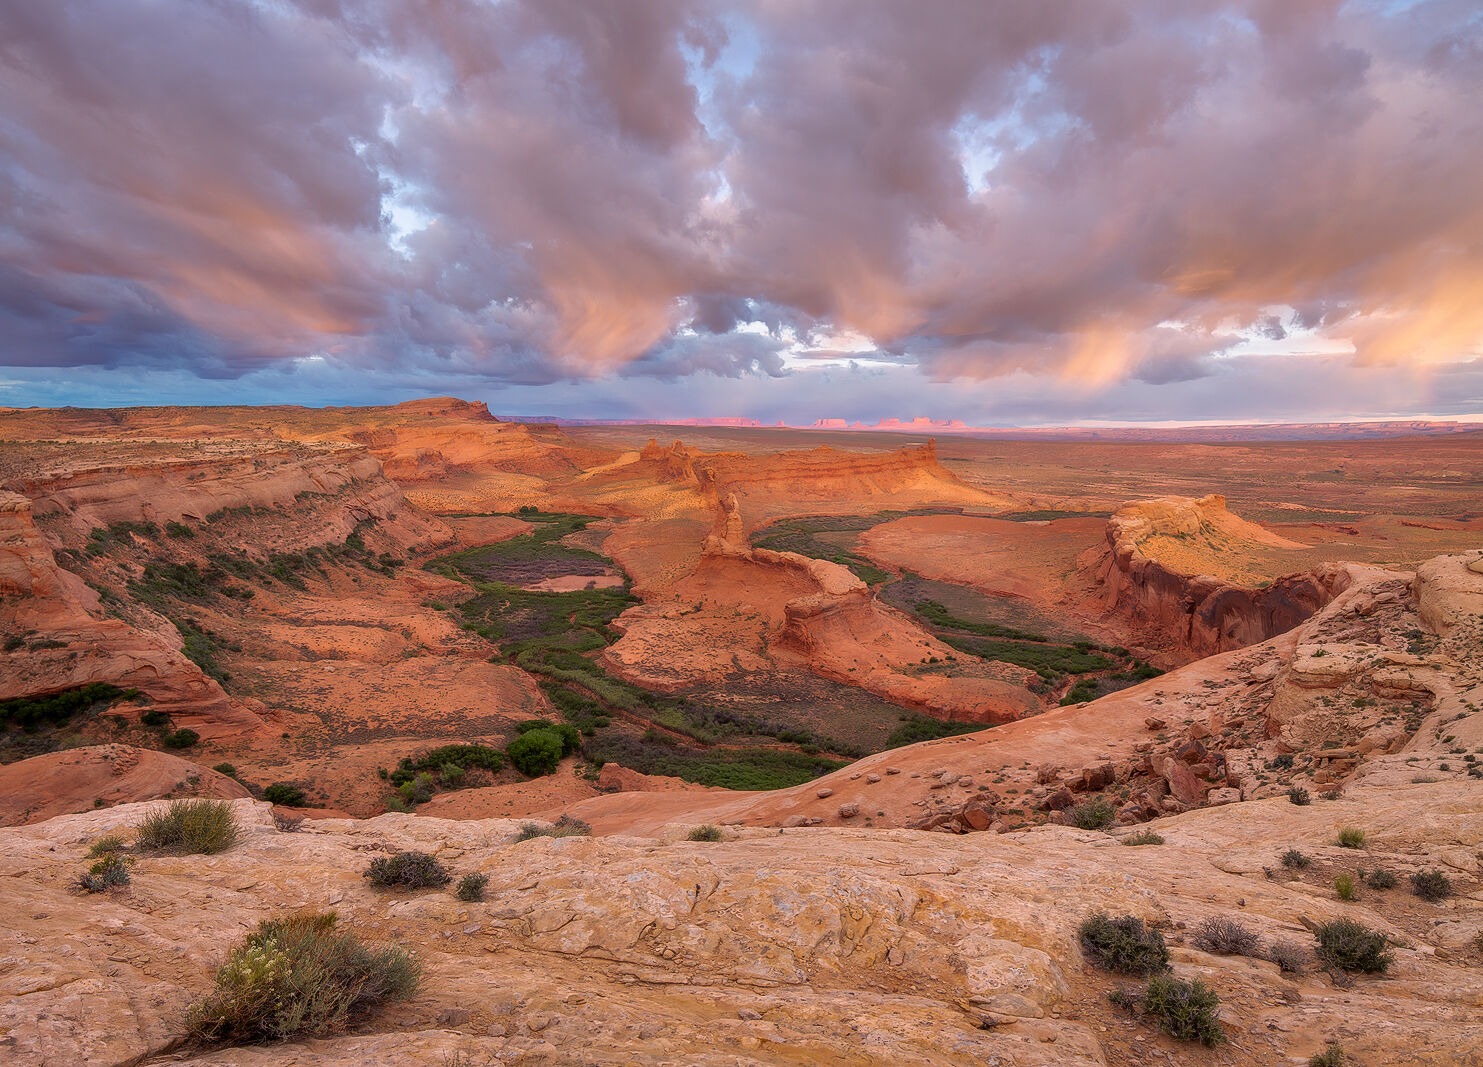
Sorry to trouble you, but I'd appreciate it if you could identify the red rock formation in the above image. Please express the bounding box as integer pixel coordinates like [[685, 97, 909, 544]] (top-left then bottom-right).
[[0, 744, 250, 825], [1090, 495, 1348, 658]]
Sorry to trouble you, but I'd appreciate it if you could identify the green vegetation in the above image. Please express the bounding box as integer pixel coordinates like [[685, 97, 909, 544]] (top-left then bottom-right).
[[514, 815, 591, 841], [1314, 918, 1392, 973], [1078, 913, 1170, 975], [1281, 848, 1312, 870], [1121, 830, 1164, 846], [940, 635, 1113, 680], [76, 853, 132, 893], [884, 714, 989, 749], [1265, 940, 1308, 974], [136, 799, 238, 855], [688, 824, 723, 842], [185, 912, 420, 1043], [0, 683, 135, 731], [1115, 974, 1224, 1046], [389, 744, 506, 797], [508, 719, 581, 776], [1411, 869, 1453, 902], [163, 727, 199, 749], [364, 851, 451, 889], [213, 763, 238, 778], [1336, 827, 1366, 849], [263, 783, 308, 806], [911, 600, 1048, 641], [748, 514, 897, 584], [1367, 868, 1397, 889], [174, 618, 234, 684], [1310, 1043, 1346, 1067], [1288, 785, 1311, 805], [425, 515, 855, 790], [165, 520, 195, 538], [581, 733, 847, 790], [1334, 873, 1358, 901], [455, 873, 489, 902], [1069, 798, 1115, 830], [87, 833, 129, 858], [1192, 916, 1260, 956]]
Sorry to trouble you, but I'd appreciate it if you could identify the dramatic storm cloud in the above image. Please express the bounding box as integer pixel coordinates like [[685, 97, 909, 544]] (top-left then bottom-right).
[[0, 0, 1479, 419]]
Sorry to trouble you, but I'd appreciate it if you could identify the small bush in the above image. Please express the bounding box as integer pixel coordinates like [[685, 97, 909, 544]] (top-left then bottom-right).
[[1265, 939, 1308, 974], [1367, 868, 1397, 890], [141, 710, 170, 727], [76, 854, 131, 893], [263, 783, 308, 807], [87, 833, 129, 858], [439, 762, 465, 788], [507, 729, 565, 777], [136, 799, 238, 855], [1271, 754, 1295, 770], [162, 727, 200, 749], [1336, 827, 1366, 849], [1121, 830, 1164, 846], [1310, 1043, 1345, 1067], [1069, 798, 1115, 830], [688, 824, 723, 842], [1112, 974, 1224, 1046], [513, 814, 592, 842], [1192, 916, 1260, 956], [364, 851, 451, 890], [1288, 786, 1311, 806], [185, 912, 419, 1042], [1079, 913, 1170, 975], [1314, 918, 1392, 973], [455, 873, 489, 902], [1334, 873, 1358, 901], [1410, 869, 1454, 902], [1282, 848, 1312, 870], [213, 763, 238, 778]]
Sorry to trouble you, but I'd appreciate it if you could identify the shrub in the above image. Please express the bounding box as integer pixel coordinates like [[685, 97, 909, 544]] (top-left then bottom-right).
[[1314, 918, 1392, 973], [141, 710, 170, 728], [1334, 873, 1358, 901], [1078, 913, 1170, 975], [163, 728, 200, 749], [1192, 916, 1260, 956], [1069, 798, 1115, 830], [76, 854, 131, 892], [213, 763, 238, 778], [396, 772, 435, 805], [364, 851, 451, 890], [1336, 827, 1366, 849], [1367, 868, 1397, 890], [1271, 754, 1295, 770], [513, 815, 591, 842], [185, 912, 420, 1043], [455, 873, 489, 902], [438, 762, 465, 788], [1265, 939, 1308, 974], [1121, 830, 1164, 846], [1410, 869, 1454, 902], [1281, 848, 1312, 870], [1288, 786, 1311, 806], [136, 799, 238, 855], [87, 833, 129, 858], [1310, 1043, 1345, 1067], [687, 824, 723, 842], [263, 783, 308, 807], [1142, 974, 1224, 1045], [507, 729, 565, 777]]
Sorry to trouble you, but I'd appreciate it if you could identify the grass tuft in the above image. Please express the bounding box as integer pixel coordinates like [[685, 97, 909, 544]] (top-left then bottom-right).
[[136, 799, 238, 855], [185, 912, 420, 1043]]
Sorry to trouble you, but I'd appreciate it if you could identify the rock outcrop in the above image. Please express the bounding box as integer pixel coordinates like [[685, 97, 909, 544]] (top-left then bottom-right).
[[1091, 495, 1346, 658], [0, 745, 250, 826]]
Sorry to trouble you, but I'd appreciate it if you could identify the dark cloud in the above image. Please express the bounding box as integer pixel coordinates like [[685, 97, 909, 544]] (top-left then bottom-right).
[[0, 0, 1479, 416]]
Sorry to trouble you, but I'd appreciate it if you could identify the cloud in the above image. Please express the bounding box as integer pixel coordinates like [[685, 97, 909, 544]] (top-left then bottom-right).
[[0, 0, 1479, 419]]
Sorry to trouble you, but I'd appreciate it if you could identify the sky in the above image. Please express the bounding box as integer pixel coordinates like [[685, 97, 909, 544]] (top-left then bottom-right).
[[1, 0, 1481, 425]]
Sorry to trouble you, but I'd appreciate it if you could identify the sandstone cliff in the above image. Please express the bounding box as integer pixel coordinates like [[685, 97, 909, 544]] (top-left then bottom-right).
[[1090, 495, 1345, 658]]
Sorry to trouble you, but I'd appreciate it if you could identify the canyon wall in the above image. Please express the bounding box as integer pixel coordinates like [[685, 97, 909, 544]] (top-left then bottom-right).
[[1090, 495, 1347, 659]]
